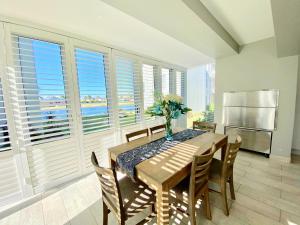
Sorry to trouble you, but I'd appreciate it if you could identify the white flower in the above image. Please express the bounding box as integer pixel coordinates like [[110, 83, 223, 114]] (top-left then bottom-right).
[[163, 94, 183, 103]]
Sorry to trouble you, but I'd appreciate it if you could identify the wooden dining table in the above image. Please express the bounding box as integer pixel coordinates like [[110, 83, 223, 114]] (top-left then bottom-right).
[[109, 130, 228, 225]]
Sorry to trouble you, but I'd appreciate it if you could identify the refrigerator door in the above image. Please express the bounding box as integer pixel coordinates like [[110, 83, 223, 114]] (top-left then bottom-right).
[[225, 127, 272, 154], [223, 90, 279, 107], [223, 107, 277, 130]]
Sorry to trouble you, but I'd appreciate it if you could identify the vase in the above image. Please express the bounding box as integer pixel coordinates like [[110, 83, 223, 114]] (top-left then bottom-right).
[[165, 117, 173, 141]]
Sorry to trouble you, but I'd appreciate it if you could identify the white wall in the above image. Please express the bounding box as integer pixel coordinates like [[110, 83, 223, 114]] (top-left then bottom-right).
[[292, 56, 300, 154], [215, 38, 299, 159], [187, 65, 207, 112]]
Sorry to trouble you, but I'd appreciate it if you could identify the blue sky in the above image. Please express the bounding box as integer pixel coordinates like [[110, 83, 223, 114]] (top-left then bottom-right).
[[29, 39, 107, 99], [19, 37, 135, 102]]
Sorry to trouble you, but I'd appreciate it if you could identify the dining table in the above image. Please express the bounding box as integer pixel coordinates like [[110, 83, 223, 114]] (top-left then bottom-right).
[[109, 129, 228, 225]]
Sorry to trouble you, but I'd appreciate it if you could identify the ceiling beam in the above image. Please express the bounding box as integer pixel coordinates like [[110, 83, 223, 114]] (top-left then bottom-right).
[[182, 0, 239, 53]]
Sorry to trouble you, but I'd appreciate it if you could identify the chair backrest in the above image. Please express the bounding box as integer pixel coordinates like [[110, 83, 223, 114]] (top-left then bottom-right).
[[221, 136, 242, 178], [189, 144, 216, 197], [193, 121, 217, 133], [126, 128, 149, 142], [150, 124, 166, 135], [91, 152, 125, 222]]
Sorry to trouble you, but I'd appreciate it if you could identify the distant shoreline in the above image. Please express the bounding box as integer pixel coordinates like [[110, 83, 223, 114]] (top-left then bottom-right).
[[42, 102, 134, 110]]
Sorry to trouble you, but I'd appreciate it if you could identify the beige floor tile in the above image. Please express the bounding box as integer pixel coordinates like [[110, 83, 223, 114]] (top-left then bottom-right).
[[280, 210, 300, 225], [238, 180, 281, 198], [19, 201, 44, 225], [243, 172, 300, 195], [60, 184, 98, 225], [282, 176, 300, 187], [42, 192, 70, 225], [0, 211, 20, 225], [281, 190, 300, 205], [238, 184, 300, 217], [229, 202, 282, 225], [234, 192, 280, 221]]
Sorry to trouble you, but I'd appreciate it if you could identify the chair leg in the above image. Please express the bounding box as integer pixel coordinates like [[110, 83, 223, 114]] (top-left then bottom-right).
[[203, 188, 212, 220], [189, 198, 196, 225], [220, 180, 229, 216], [229, 176, 236, 200], [102, 202, 109, 225], [151, 203, 156, 214]]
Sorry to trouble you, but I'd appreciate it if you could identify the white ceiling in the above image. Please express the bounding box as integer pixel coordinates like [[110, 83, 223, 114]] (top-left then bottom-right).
[[0, 0, 213, 68], [100, 0, 239, 59], [201, 0, 275, 45]]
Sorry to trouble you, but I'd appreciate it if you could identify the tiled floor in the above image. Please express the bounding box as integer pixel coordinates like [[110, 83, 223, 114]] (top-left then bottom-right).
[[0, 151, 300, 225]]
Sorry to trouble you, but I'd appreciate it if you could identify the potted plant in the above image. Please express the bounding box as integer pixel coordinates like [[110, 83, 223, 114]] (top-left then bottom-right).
[[146, 94, 191, 140]]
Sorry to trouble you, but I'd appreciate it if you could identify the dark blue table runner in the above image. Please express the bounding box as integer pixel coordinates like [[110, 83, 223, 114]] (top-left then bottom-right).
[[116, 129, 205, 181]]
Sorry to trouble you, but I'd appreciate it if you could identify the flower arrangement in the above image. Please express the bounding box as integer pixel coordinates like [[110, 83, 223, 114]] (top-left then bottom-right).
[[146, 94, 191, 140]]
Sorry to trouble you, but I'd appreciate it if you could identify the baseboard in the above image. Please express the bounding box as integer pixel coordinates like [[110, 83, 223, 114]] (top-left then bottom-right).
[[292, 148, 300, 155], [270, 154, 291, 163]]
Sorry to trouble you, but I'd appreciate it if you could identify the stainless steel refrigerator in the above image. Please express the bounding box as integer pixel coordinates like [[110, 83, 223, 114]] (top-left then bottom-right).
[[223, 90, 279, 157]]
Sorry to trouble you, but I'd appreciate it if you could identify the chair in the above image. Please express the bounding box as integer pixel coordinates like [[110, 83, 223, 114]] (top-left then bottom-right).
[[169, 145, 216, 225], [126, 128, 149, 142], [208, 136, 242, 216], [149, 124, 165, 135], [91, 152, 156, 225], [193, 121, 217, 133]]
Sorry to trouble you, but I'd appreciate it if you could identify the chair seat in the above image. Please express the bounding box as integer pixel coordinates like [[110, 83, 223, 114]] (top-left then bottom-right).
[[117, 176, 155, 218]]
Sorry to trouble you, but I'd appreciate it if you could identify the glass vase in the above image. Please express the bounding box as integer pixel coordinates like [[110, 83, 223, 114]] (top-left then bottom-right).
[[165, 117, 173, 141]]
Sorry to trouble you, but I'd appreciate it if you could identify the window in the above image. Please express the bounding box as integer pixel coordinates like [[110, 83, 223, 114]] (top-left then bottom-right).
[[116, 56, 141, 126], [12, 35, 71, 144], [142, 64, 155, 119], [161, 68, 170, 95], [0, 79, 11, 151], [75, 48, 110, 133], [176, 71, 184, 97], [204, 64, 215, 122]]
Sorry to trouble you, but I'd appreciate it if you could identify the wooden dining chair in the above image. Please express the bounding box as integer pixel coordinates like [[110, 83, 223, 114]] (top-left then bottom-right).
[[149, 124, 165, 135], [208, 136, 242, 216], [169, 144, 216, 225], [193, 121, 217, 133], [91, 152, 156, 225], [126, 128, 149, 142]]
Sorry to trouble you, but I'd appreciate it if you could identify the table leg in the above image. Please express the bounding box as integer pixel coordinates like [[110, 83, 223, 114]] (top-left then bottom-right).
[[156, 185, 170, 225], [221, 138, 228, 161], [110, 157, 116, 169]]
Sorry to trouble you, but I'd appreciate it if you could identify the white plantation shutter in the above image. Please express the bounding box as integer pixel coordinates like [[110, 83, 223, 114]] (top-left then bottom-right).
[[176, 71, 185, 97], [115, 55, 142, 126], [10, 35, 72, 145], [0, 80, 11, 151], [161, 68, 170, 95], [8, 32, 80, 194], [0, 80, 21, 204], [142, 64, 155, 120], [0, 152, 21, 205], [74, 48, 112, 134]]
